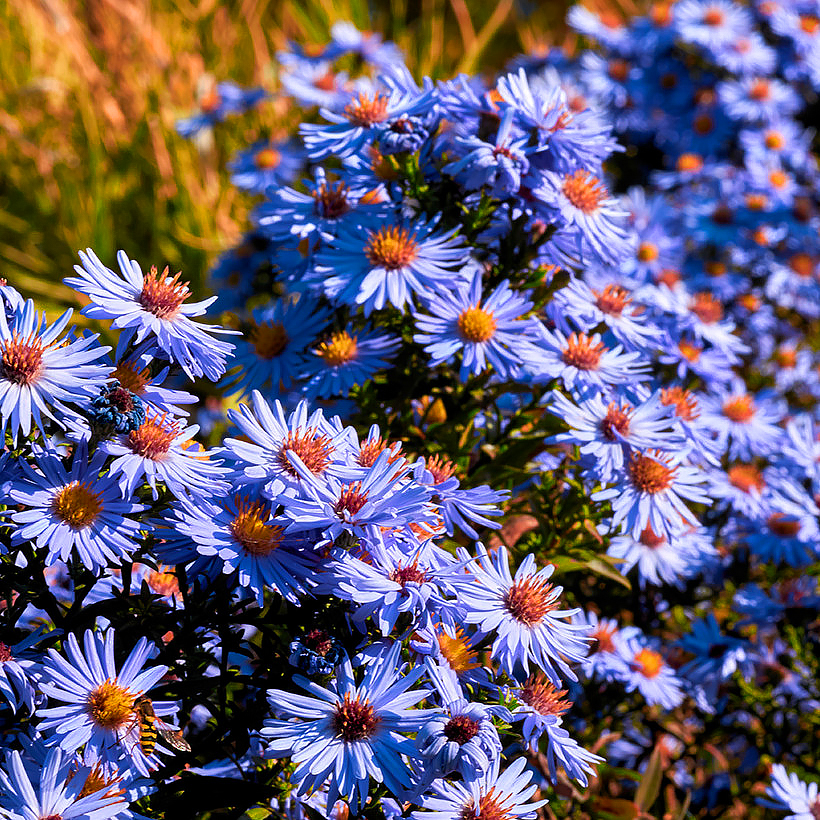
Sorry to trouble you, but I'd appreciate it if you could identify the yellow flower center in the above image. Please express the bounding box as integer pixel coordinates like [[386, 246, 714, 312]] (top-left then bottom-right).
[[229, 499, 285, 556], [318, 331, 358, 366], [251, 320, 289, 360], [51, 482, 103, 529], [633, 648, 663, 678], [255, 148, 281, 169], [86, 680, 134, 730], [457, 306, 497, 343], [364, 226, 419, 270]]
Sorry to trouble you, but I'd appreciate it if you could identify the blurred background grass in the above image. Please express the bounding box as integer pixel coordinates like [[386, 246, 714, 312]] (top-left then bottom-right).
[[0, 0, 638, 317]]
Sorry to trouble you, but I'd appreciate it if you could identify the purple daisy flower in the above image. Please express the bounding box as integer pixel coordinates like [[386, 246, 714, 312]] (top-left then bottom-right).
[[411, 756, 547, 820], [612, 627, 685, 710], [228, 139, 304, 194], [175, 80, 268, 138], [0, 299, 111, 441], [759, 764, 820, 820], [300, 325, 400, 399], [313, 216, 469, 316], [9, 441, 146, 573], [37, 629, 172, 776], [0, 747, 127, 820], [0, 630, 47, 714], [673, 0, 754, 51], [413, 268, 539, 380], [98, 409, 229, 501], [262, 642, 432, 810], [66, 249, 237, 382], [452, 544, 590, 684]]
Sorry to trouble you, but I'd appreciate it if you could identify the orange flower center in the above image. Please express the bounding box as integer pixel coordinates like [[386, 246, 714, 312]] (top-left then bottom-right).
[[86, 680, 133, 730], [255, 148, 281, 169], [749, 79, 770, 101], [722, 395, 755, 423], [457, 306, 497, 343], [504, 576, 556, 626], [277, 430, 334, 476], [443, 714, 480, 744], [562, 170, 607, 213], [229, 499, 285, 556], [334, 482, 369, 517], [51, 482, 103, 529], [637, 242, 659, 262], [364, 226, 419, 270], [0, 332, 46, 386], [768, 513, 800, 537], [676, 153, 703, 172], [774, 347, 797, 368], [562, 333, 605, 370], [390, 561, 426, 586], [314, 182, 351, 219], [632, 648, 663, 678], [764, 130, 784, 150], [344, 92, 389, 127], [601, 402, 632, 440], [251, 320, 289, 360], [128, 414, 179, 460], [640, 526, 666, 548], [690, 292, 724, 323], [789, 253, 814, 278], [594, 284, 631, 316], [660, 386, 699, 420], [459, 789, 518, 820], [146, 568, 181, 597], [591, 622, 617, 653], [112, 361, 151, 395], [608, 59, 630, 82], [333, 693, 379, 740], [438, 628, 480, 672], [678, 339, 702, 362], [629, 452, 675, 493], [139, 266, 190, 320], [703, 7, 725, 25], [318, 331, 358, 366], [728, 464, 765, 493], [520, 676, 571, 715]]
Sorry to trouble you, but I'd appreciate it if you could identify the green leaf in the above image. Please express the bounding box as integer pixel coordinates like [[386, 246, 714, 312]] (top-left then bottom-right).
[[634, 744, 664, 813], [591, 797, 640, 820]]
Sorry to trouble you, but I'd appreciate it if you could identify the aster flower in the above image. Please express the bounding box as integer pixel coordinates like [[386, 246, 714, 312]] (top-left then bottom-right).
[[0, 747, 127, 820], [613, 627, 685, 710], [0, 630, 47, 714], [313, 217, 469, 316], [98, 409, 229, 502], [412, 756, 547, 820], [108, 353, 198, 418], [160, 493, 317, 605], [573, 611, 628, 681], [673, 0, 753, 50], [66, 249, 236, 382], [175, 80, 268, 138], [37, 629, 171, 775], [225, 392, 356, 500], [760, 765, 820, 820], [262, 642, 431, 810], [300, 325, 400, 399], [452, 544, 590, 684], [87, 381, 145, 436], [9, 441, 146, 572], [413, 269, 539, 380], [0, 299, 111, 441], [596, 449, 710, 539], [228, 139, 304, 194]]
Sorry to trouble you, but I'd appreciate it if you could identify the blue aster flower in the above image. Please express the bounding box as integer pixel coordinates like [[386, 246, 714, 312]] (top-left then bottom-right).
[[313, 216, 469, 316], [325, 22, 405, 70], [66, 249, 237, 382], [413, 268, 539, 380], [300, 325, 400, 399], [0, 629, 49, 714], [159, 493, 317, 605], [453, 544, 590, 684], [0, 747, 127, 820], [596, 449, 710, 539], [0, 299, 111, 441], [37, 629, 171, 776], [673, 0, 754, 51], [98, 409, 229, 502], [8, 440, 146, 573], [225, 298, 331, 398], [87, 381, 145, 436], [759, 764, 820, 820], [612, 627, 685, 709], [572, 611, 628, 681], [716, 76, 802, 124], [411, 756, 547, 820], [262, 642, 432, 810], [175, 81, 268, 138], [509, 676, 602, 786], [228, 139, 304, 194]]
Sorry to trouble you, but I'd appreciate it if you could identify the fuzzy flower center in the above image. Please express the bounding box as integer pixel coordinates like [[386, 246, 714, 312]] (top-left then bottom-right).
[[629, 452, 675, 493], [128, 414, 179, 460], [728, 464, 765, 493], [637, 242, 659, 262], [690, 292, 724, 323], [333, 693, 379, 741], [562, 169, 607, 213], [51, 482, 103, 529], [200, 87, 221, 112], [390, 561, 426, 586], [251, 321, 289, 359], [639, 526, 667, 548], [86, 680, 134, 730], [457, 306, 497, 343], [335, 482, 369, 518], [601, 402, 632, 440], [0, 642, 12, 662], [427, 454, 457, 484], [660, 386, 699, 421], [676, 153, 703, 172], [0, 332, 46, 386], [139, 266, 190, 320], [318, 331, 358, 366], [314, 182, 351, 219], [364, 226, 419, 270], [607, 59, 630, 82], [748, 79, 770, 101], [255, 148, 281, 169], [277, 430, 334, 476], [229, 499, 284, 556], [504, 576, 556, 626], [358, 436, 398, 468], [632, 648, 663, 678], [763, 129, 784, 149], [77, 763, 122, 799], [594, 284, 631, 316], [768, 513, 800, 538], [345, 92, 389, 126], [304, 629, 334, 656], [702, 6, 725, 25], [678, 339, 702, 362], [459, 789, 517, 820], [520, 676, 570, 716], [722, 394, 755, 423], [443, 714, 480, 744], [112, 361, 151, 395], [562, 333, 605, 370], [146, 567, 181, 597], [774, 346, 797, 368], [438, 628, 480, 672], [591, 622, 617, 653], [789, 253, 815, 278]]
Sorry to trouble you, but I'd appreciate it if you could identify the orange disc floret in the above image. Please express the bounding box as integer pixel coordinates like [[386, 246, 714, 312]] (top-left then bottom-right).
[[628, 451, 676, 494], [562, 170, 608, 213], [562, 333, 606, 370]]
